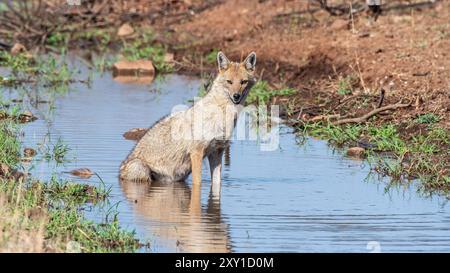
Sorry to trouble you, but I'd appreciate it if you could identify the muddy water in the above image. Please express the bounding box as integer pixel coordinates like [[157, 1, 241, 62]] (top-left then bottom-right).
[[19, 63, 450, 253]]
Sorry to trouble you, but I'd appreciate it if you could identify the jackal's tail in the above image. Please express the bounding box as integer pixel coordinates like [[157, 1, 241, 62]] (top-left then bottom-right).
[[119, 157, 152, 182]]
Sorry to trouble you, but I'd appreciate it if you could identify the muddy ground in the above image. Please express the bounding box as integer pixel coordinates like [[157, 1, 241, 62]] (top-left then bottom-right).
[[153, 0, 449, 130], [1, 0, 448, 128]]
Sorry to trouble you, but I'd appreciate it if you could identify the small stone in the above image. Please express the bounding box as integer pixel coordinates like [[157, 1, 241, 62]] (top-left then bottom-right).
[[113, 60, 155, 79], [27, 207, 46, 221], [24, 147, 37, 157], [21, 110, 33, 117], [10, 43, 26, 55], [164, 53, 175, 63], [330, 19, 349, 30], [346, 147, 366, 158], [69, 168, 94, 179], [117, 23, 134, 37], [123, 128, 148, 141], [0, 163, 10, 176], [19, 110, 37, 123]]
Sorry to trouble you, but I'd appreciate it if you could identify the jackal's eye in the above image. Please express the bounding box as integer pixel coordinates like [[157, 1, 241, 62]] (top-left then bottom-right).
[[227, 80, 233, 84], [240, 80, 248, 85]]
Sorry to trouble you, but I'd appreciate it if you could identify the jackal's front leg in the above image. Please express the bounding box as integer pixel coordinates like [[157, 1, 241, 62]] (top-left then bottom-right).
[[190, 147, 204, 186], [208, 149, 224, 197]]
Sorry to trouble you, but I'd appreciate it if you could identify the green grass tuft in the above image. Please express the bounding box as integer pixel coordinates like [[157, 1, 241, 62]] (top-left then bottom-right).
[[415, 113, 440, 124], [246, 80, 297, 105]]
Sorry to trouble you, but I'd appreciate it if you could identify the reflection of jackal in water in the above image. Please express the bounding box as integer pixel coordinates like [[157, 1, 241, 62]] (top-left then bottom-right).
[[120, 51, 257, 189], [120, 180, 231, 252]]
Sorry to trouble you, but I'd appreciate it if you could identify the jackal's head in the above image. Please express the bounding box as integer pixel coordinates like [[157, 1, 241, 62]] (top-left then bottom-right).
[[216, 51, 257, 104]]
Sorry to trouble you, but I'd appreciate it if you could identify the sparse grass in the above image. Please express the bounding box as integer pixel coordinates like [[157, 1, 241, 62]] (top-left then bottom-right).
[[0, 99, 22, 121], [0, 119, 141, 252], [367, 124, 407, 153], [0, 174, 140, 252], [0, 121, 21, 167], [297, 120, 450, 194], [46, 32, 70, 50], [196, 84, 208, 98], [415, 113, 440, 125], [206, 48, 220, 64], [44, 175, 109, 204], [120, 31, 173, 73], [74, 28, 112, 50], [337, 76, 353, 95], [301, 121, 362, 146], [0, 52, 74, 92], [43, 137, 71, 165], [0, 51, 35, 72]]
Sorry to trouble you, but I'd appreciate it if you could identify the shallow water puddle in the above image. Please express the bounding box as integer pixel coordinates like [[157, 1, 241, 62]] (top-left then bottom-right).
[[19, 63, 450, 253]]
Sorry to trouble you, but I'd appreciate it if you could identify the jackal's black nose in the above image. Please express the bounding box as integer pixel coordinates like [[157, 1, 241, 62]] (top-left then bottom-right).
[[233, 93, 241, 102]]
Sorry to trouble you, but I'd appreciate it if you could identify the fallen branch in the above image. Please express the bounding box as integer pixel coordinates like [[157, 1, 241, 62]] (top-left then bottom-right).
[[310, 114, 341, 122], [332, 101, 411, 125]]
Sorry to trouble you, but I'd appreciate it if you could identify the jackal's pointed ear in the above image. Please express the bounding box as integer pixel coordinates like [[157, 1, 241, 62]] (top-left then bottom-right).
[[243, 52, 256, 72], [217, 51, 230, 72]]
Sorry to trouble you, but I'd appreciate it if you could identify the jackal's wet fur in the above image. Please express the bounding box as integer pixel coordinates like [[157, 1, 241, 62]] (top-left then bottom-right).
[[120, 51, 257, 187]]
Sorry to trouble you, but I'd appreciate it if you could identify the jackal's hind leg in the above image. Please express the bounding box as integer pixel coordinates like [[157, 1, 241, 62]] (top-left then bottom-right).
[[119, 158, 151, 182]]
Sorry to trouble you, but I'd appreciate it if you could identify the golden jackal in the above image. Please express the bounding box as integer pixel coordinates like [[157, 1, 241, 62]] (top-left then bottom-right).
[[120, 51, 257, 188]]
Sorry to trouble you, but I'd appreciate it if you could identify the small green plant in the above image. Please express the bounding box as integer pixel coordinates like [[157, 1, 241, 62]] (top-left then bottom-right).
[[0, 120, 140, 252], [43, 137, 71, 164], [298, 119, 449, 194], [0, 99, 22, 120], [0, 121, 21, 167], [46, 32, 70, 48], [93, 54, 118, 72], [0, 52, 74, 92], [337, 77, 352, 95], [122, 41, 173, 73], [206, 48, 220, 64], [45, 175, 110, 205], [74, 28, 112, 50], [246, 80, 297, 105], [197, 84, 208, 98], [415, 113, 440, 124], [118, 29, 173, 73], [303, 122, 362, 146], [0, 51, 34, 72], [367, 124, 407, 153]]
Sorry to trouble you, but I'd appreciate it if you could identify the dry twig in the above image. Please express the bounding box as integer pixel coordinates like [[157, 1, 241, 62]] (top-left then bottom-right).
[[332, 101, 411, 125]]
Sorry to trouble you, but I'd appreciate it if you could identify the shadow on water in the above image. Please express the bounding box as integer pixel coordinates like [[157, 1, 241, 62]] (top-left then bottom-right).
[[11, 56, 450, 253]]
